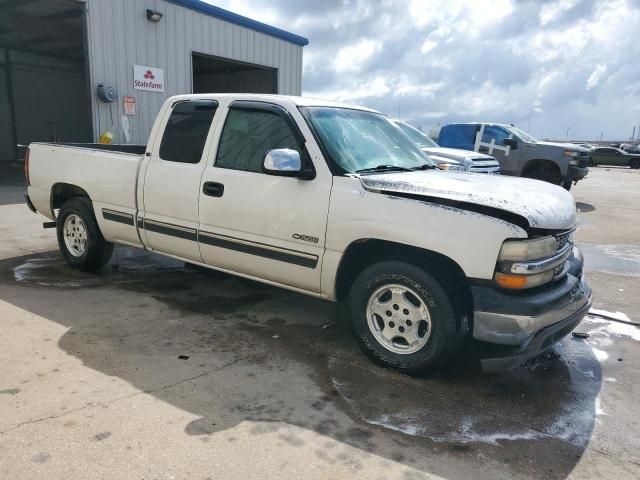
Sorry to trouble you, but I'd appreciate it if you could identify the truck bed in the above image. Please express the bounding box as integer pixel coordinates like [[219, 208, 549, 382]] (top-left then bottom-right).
[[27, 142, 144, 251]]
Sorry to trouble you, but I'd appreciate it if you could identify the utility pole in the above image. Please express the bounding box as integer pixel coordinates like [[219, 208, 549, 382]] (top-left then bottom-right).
[[527, 111, 532, 133], [566, 126, 570, 141]]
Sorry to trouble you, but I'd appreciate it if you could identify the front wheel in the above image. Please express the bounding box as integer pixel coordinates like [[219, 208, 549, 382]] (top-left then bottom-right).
[[348, 261, 466, 374], [525, 164, 561, 185], [57, 198, 113, 272]]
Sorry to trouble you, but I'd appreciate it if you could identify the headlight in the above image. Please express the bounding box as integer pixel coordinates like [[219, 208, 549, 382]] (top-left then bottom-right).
[[438, 163, 464, 172], [569, 159, 579, 165], [563, 150, 579, 157], [498, 236, 556, 261]]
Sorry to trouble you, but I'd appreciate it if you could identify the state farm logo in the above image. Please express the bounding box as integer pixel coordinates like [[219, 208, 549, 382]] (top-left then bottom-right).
[[134, 65, 164, 92]]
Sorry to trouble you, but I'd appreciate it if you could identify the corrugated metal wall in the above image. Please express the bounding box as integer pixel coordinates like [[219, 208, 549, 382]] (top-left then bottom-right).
[[85, 0, 303, 144]]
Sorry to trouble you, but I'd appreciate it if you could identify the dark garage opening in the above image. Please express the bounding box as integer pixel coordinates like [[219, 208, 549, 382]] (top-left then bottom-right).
[[192, 53, 277, 94], [0, 0, 92, 171]]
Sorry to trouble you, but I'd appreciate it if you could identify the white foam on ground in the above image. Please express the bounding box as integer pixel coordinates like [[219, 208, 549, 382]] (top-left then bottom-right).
[[589, 308, 631, 323], [367, 415, 543, 446]]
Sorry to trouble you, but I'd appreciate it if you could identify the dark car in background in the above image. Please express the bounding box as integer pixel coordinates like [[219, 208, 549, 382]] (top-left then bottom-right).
[[589, 147, 640, 168]]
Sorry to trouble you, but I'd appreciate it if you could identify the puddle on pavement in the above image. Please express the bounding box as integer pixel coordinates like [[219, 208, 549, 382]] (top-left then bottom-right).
[[579, 243, 640, 276], [329, 311, 638, 447], [12, 247, 187, 287]]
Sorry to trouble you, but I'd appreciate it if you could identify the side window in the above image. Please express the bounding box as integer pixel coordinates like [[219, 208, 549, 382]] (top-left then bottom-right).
[[216, 108, 304, 173], [440, 125, 477, 150], [159, 100, 217, 163], [481, 126, 510, 146]]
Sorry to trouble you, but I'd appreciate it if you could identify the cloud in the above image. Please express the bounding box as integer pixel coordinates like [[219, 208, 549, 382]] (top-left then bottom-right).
[[587, 64, 608, 90], [208, 0, 640, 140]]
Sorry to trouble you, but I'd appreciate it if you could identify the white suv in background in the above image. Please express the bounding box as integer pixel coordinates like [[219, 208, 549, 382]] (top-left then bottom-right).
[[392, 119, 500, 174]]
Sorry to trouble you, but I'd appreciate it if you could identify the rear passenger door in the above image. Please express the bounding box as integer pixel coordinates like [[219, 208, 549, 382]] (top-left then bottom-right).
[[198, 101, 331, 293], [140, 100, 217, 261]]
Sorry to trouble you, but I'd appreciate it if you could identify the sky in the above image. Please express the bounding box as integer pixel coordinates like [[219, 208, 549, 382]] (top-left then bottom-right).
[[207, 0, 640, 141]]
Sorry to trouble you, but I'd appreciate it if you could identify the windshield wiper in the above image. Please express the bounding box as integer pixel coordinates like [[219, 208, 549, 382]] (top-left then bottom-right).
[[355, 165, 412, 174], [411, 164, 437, 171]]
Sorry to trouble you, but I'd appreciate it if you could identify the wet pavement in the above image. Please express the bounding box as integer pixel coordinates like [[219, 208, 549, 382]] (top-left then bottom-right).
[[1, 166, 639, 479]]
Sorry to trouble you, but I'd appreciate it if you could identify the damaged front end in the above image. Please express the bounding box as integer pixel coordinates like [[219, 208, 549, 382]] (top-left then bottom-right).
[[472, 237, 592, 372]]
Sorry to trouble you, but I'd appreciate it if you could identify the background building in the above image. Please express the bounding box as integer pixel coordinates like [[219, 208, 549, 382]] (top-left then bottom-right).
[[0, 0, 307, 166]]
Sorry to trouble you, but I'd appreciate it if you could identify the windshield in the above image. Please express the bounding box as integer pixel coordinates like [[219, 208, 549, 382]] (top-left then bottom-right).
[[507, 126, 539, 144], [301, 107, 435, 174], [393, 121, 439, 148]]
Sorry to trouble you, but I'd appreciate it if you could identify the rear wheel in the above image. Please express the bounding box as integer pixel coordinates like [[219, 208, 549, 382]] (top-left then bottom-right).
[[348, 260, 466, 374], [524, 163, 562, 186], [629, 158, 640, 169], [56, 198, 113, 271]]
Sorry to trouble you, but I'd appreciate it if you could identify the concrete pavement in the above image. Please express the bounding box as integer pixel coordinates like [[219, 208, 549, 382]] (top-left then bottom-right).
[[0, 166, 639, 479]]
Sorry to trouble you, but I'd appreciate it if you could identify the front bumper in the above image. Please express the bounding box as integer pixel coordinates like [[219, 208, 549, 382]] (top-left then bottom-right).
[[567, 165, 589, 182], [472, 251, 592, 372]]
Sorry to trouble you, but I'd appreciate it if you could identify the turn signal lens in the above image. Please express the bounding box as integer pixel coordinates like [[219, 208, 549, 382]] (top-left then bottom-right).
[[494, 270, 554, 289], [495, 273, 528, 289]]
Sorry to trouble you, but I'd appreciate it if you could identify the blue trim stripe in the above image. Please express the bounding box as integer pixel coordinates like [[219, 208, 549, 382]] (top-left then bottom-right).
[[164, 0, 309, 46]]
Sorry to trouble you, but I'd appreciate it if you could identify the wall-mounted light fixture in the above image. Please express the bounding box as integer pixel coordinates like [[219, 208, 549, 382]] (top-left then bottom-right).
[[146, 9, 163, 22]]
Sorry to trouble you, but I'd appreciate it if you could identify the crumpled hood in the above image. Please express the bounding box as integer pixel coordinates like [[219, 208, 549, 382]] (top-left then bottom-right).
[[360, 170, 576, 230], [420, 147, 496, 162]]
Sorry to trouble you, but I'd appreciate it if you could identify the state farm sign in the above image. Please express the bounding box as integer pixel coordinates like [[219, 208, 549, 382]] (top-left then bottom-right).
[[133, 65, 164, 92]]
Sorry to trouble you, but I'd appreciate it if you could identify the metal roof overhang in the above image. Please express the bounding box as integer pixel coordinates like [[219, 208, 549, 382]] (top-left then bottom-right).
[[165, 0, 309, 46]]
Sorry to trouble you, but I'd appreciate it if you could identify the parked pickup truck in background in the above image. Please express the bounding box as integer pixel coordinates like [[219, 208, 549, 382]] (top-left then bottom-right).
[[436, 123, 590, 189], [25, 94, 592, 373], [391, 119, 500, 174]]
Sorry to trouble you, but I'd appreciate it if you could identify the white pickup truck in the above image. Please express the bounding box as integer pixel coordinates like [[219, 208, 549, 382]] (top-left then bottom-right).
[[25, 94, 592, 373]]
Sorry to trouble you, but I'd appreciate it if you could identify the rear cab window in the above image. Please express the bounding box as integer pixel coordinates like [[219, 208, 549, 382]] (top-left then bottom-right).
[[159, 100, 218, 163], [439, 124, 478, 150]]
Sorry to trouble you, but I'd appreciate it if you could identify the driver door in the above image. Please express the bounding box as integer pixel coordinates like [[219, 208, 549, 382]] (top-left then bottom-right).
[[198, 101, 331, 293]]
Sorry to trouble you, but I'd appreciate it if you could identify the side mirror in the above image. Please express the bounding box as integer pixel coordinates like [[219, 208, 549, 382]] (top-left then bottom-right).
[[503, 138, 518, 148], [263, 148, 315, 180]]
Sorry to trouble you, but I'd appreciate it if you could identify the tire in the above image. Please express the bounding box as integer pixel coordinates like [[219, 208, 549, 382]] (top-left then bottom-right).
[[629, 158, 640, 169], [347, 260, 466, 374], [524, 163, 562, 185], [588, 157, 597, 167], [56, 197, 113, 272], [562, 180, 573, 191]]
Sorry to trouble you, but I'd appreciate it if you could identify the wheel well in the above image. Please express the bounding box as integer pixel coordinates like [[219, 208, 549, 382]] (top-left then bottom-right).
[[521, 159, 561, 177], [51, 183, 90, 212], [334, 239, 472, 312]]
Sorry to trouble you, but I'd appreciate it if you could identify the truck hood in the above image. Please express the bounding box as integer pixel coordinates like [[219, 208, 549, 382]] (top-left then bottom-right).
[[535, 141, 589, 152], [420, 147, 495, 162], [359, 170, 576, 230]]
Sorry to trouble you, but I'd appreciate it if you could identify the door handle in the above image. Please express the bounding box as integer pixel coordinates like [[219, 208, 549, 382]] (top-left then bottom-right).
[[203, 181, 224, 197]]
